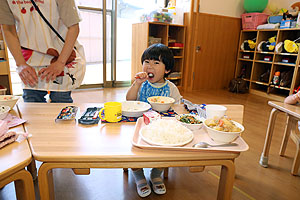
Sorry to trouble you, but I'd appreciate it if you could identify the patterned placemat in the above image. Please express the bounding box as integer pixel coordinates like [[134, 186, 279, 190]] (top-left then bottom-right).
[[101, 109, 177, 123]]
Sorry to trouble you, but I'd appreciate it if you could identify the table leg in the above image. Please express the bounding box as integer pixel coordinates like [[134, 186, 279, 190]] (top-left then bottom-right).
[[38, 163, 55, 200], [217, 160, 235, 200], [27, 159, 37, 181], [259, 108, 280, 168], [14, 169, 36, 200]]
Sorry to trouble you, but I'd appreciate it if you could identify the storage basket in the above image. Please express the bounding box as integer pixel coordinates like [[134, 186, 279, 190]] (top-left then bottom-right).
[[241, 13, 269, 30]]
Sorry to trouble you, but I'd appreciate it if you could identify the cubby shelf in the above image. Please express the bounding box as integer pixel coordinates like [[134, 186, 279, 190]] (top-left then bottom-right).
[[132, 22, 186, 87], [0, 31, 12, 94], [235, 29, 300, 100]]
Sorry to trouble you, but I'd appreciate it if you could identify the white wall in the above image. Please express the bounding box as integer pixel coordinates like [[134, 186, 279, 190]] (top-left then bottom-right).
[[182, 0, 300, 18], [268, 0, 299, 9], [199, 0, 244, 18]]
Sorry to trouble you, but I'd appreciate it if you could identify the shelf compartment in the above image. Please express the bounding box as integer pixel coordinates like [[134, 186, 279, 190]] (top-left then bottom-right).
[[168, 25, 185, 44], [270, 65, 295, 89], [236, 61, 252, 80], [239, 51, 254, 60], [252, 62, 271, 83], [240, 31, 258, 51], [255, 53, 273, 62], [149, 23, 168, 45], [274, 54, 296, 65], [256, 30, 278, 53]]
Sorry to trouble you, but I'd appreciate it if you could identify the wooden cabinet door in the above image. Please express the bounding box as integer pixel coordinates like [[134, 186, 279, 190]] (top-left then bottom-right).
[[191, 13, 241, 90]]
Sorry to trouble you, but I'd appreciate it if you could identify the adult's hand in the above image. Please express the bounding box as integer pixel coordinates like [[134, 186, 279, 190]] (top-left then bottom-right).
[[38, 61, 65, 82], [16, 64, 38, 87]]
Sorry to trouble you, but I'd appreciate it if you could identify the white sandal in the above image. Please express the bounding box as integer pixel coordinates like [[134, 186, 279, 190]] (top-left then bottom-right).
[[136, 180, 151, 198], [150, 177, 166, 195]]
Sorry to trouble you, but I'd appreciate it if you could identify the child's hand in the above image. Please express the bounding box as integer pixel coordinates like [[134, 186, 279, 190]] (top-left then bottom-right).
[[135, 72, 148, 84]]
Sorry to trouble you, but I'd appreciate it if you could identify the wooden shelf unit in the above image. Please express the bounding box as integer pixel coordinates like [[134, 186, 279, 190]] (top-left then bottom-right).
[[0, 31, 12, 94], [131, 22, 186, 87], [235, 29, 300, 100]]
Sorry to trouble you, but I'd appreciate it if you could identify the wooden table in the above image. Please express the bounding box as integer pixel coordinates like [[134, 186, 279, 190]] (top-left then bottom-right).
[[18, 103, 244, 200], [0, 107, 35, 200], [260, 101, 300, 174]]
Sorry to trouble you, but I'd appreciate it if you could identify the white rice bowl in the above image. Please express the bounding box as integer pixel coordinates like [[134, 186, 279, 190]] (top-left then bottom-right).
[[139, 119, 193, 146]]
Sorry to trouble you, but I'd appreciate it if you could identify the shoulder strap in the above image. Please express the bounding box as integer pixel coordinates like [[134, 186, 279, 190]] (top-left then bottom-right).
[[30, 0, 65, 44]]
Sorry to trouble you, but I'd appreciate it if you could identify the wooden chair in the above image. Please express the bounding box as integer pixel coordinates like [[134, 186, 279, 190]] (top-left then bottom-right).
[[279, 115, 300, 175], [0, 140, 35, 200]]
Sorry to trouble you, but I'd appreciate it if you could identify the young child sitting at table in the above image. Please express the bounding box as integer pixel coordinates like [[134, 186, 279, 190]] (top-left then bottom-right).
[[126, 43, 181, 197]]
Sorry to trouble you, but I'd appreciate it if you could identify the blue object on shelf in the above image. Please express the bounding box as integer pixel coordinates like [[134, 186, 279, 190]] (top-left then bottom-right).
[[268, 15, 283, 24], [280, 20, 296, 29]]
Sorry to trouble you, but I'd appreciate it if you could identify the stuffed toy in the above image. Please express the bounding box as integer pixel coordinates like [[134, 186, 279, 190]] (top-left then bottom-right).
[[258, 36, 276, 52]]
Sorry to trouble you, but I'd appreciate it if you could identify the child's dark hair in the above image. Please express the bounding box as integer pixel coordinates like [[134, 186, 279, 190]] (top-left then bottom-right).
[[141, 43, 174, 74]]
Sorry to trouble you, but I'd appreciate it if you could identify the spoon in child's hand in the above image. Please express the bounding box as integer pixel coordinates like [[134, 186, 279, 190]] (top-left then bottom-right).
[[193, 142, 238, 148]]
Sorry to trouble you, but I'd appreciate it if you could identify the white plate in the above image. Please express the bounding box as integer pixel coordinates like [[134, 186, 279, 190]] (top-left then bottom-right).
[[139, 122, 194, 147], [122, 101, 151, 117]]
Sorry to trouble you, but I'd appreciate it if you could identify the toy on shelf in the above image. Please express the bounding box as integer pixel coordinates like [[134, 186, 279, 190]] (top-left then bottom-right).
[[284, 37, 300, 53], [257, 36, 276, 52], [140, 10, 173, 23], [272, 71, 280, 85], [241, 38, 256, 50]]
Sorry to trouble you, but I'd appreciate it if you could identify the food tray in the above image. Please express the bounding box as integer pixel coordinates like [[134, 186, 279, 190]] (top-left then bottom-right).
[[132, 117, 249, 152]]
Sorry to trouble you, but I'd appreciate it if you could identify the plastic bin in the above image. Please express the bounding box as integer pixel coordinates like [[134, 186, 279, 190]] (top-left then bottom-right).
[[241, 13, 269, 30]]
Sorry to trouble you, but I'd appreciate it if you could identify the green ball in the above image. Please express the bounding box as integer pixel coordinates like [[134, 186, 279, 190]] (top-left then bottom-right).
[[244, 0, 268, 13]]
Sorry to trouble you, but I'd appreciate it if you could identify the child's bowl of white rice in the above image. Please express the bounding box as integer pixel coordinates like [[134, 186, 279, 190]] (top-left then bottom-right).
[[139, 118, 193, 146]]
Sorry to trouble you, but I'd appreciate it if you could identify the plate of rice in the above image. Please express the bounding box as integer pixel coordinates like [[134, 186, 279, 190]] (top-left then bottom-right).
[[139, 118, 194, 146]]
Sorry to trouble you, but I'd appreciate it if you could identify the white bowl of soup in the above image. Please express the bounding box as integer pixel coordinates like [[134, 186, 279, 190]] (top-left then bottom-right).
[[147, 96, 175, 112], [204, 117, 244, 143]]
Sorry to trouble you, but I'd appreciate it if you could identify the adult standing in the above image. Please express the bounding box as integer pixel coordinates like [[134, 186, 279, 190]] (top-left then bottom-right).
[[0, 0, 86, 103]]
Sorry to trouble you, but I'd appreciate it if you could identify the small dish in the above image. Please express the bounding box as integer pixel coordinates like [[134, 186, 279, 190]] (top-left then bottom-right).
[[175, 114, 203, 131]]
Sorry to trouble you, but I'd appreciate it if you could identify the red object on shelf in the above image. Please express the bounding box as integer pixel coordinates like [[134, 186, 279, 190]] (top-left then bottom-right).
[[264, 56, 272, 61], [241, 13, 269, 30], [169, 43, 184, 47]]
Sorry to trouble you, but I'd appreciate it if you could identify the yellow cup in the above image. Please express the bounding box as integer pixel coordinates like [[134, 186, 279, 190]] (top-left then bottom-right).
[[99, 102, 122, 122]]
